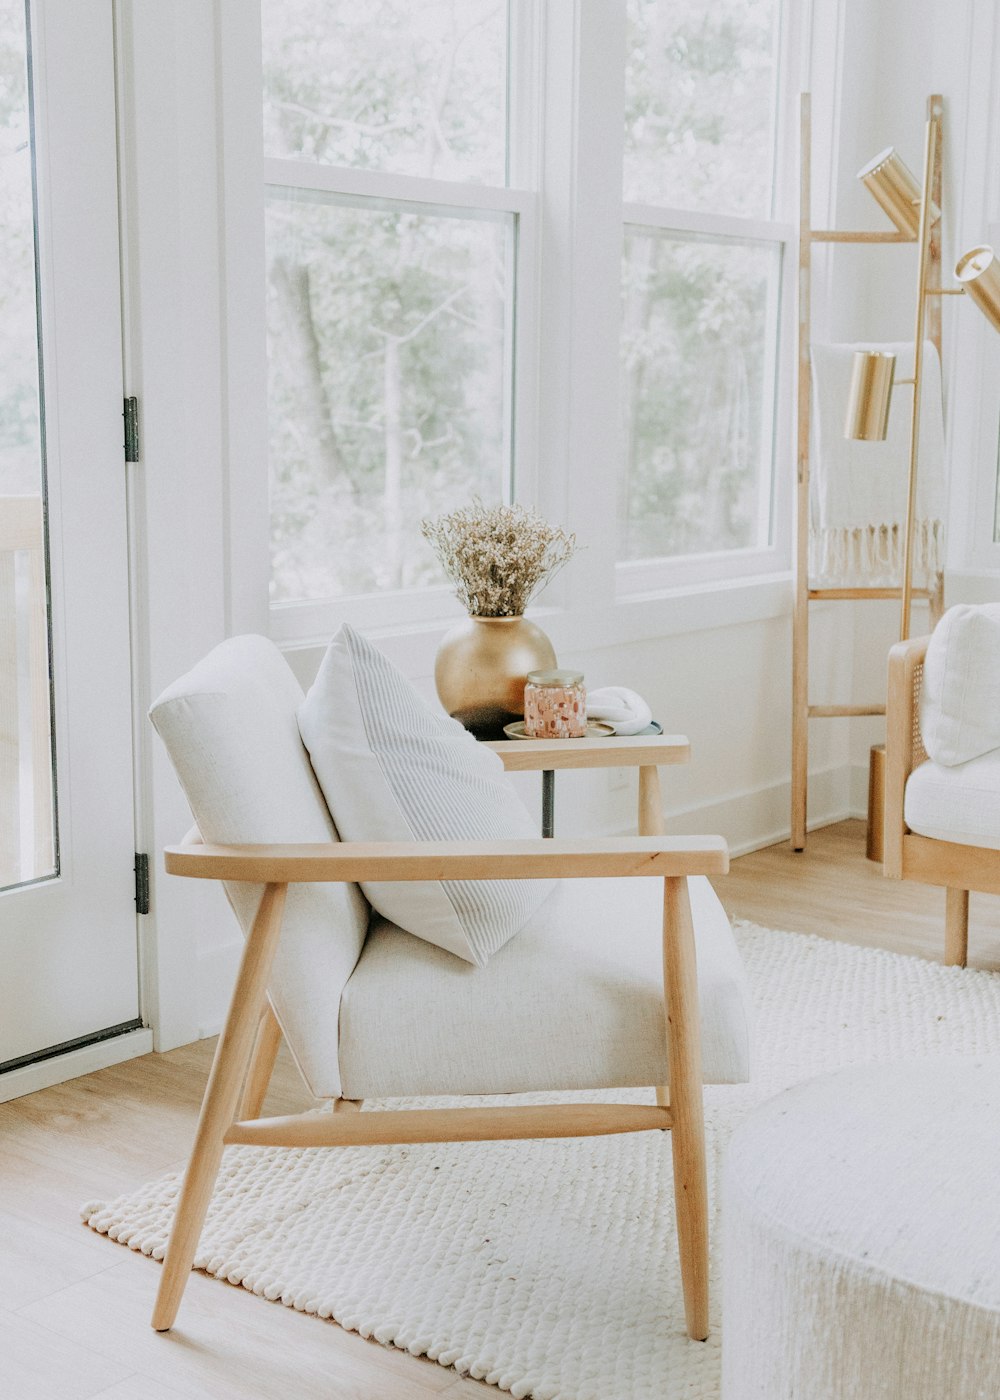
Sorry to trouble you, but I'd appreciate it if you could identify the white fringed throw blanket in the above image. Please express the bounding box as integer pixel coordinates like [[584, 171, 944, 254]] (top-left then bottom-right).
[[809, 342, 945, 588]]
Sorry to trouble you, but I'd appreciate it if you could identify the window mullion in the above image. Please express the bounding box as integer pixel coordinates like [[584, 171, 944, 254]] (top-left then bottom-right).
[[535, 0, 626, 607]]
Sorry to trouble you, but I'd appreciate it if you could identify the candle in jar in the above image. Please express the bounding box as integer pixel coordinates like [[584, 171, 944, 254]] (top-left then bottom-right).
[[524, 670, 587, 738]]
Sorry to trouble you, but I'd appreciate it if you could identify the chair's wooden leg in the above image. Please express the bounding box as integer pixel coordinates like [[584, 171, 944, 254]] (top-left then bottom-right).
[[655, 1085, 669, 1109], [944, 887, 969, 968], [151, 882, 288, 1333], [238, 1003, 283, 1121], [663, 875, 709, 1341]]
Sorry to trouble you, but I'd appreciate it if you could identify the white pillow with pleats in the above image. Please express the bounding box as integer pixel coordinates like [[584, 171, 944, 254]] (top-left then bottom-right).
[[297, 624, 553, 966]]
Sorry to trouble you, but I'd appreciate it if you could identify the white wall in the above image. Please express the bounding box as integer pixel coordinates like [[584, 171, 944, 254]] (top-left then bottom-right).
[[124, 0, 995, 1047]]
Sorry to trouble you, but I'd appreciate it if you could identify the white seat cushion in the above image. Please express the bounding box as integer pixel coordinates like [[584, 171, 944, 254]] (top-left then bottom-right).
[[298, 623, 554, 967], [921, 603, 1000, 766], [904, 752, 1000, 851], [338, 875, 752, 1097]]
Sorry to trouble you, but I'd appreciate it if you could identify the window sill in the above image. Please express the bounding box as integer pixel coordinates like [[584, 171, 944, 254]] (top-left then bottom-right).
[[277, 571, 795, 687]]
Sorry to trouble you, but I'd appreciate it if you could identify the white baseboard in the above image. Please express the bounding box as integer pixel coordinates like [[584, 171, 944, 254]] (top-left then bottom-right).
[[661, 763, 855, 858], [0, 1028, 154, 1104]]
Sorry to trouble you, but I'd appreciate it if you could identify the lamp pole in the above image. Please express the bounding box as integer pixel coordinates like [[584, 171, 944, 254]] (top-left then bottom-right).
[[899, 111, 939, 642]]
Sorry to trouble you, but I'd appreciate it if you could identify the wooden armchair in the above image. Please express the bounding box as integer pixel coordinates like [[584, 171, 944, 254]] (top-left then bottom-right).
[[148, 637, 753, 1345], [885, 634, 1000, 965]]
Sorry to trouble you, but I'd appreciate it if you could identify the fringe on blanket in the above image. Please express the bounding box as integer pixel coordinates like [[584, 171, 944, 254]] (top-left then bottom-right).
[[808, 518, 944, 589]]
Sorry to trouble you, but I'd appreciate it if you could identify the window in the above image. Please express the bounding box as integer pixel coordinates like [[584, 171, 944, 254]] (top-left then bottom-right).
[[618, 0, 788, 589], [261, 0, 526, 620], [254, 1, 797, 640]]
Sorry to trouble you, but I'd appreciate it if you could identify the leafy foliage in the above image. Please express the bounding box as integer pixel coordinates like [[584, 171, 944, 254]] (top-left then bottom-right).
[[624, 0, 778, 216], [0, 0, 42, 498], [620, 0, 780, 561], [263, 0, 509, 603], [620, 234, 776, 560], [262, 0, 782, 600]]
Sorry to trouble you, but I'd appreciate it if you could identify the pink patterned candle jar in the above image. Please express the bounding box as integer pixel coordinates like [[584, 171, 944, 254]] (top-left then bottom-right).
[[524, 669, 587, 738]]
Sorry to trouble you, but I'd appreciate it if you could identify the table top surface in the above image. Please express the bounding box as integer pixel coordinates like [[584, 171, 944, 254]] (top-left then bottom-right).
[[484, 732, 690, 771]]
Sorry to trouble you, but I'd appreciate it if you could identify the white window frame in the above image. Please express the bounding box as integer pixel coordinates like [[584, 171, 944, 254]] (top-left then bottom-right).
[[221, 0, 811, 652], [256, 3, 542, 645], [614, 0, 804, 598]]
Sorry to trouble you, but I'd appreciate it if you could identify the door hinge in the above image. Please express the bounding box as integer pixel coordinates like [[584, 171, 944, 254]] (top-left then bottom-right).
[[134, 852, 150, 915], [124, 396, 139, 463]]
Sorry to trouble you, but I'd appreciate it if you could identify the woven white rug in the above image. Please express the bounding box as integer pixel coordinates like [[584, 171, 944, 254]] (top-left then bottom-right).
[[83, 924, 1000, 1400]]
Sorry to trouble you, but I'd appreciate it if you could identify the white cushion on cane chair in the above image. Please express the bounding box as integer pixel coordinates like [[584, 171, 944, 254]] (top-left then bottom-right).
[[920, 602, 1000, 767], [904, 748, 1000, 852], [340, 874, 751, 1098]]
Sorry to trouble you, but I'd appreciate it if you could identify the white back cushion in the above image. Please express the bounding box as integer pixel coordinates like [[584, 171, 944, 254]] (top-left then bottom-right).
[[149, 635, 370, 1099], [921, 604, 1000, 767], [298, 624, 553, 966]]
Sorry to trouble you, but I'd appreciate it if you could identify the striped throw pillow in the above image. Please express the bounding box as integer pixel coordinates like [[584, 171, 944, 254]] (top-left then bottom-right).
[[297, 624, 554, 966]]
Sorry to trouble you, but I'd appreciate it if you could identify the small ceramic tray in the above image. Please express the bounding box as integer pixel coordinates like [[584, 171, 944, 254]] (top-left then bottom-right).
[[503, 720, 617, 740]]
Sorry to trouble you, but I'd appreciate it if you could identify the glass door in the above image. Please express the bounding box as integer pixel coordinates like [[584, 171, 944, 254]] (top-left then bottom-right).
[[0, 0, 140, 1076]]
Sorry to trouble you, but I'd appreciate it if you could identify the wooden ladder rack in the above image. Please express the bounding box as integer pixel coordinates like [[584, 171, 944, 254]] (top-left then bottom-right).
[[790, 92, 944, 851]]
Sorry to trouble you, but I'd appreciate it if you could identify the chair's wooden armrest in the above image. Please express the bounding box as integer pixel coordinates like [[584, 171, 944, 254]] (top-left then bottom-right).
[[885, 634, 931, 877], [164, 835, 729, 883]]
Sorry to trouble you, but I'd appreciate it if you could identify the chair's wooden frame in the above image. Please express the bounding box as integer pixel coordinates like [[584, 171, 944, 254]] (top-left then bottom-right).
[[151, 830, 728, 1342], [885, 635, 1000, 966]]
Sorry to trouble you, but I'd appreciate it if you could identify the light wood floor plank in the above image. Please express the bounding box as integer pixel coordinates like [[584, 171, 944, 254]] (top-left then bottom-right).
[[18, 1258, 457, 1400], [0, 1310, 134, 1399], [91, 1378, 191, 1400], [0, 1209, 122, 1312], [715, 819, 1000, 969]]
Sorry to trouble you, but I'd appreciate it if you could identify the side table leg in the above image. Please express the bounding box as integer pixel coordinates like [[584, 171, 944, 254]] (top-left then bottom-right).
[[638, 764, 665, 837], [641, 764, 672, 1117], [542, 769, 555, 838]]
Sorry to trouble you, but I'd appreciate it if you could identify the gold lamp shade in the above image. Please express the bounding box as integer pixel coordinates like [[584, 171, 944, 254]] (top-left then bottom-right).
[[844, 350, 896, 441], [857, 147, 940, 238], [955, 245, 1000, 333]]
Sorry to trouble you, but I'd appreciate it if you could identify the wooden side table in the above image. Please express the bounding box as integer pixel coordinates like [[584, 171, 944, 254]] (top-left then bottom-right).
[[484, 733, 690, 837]]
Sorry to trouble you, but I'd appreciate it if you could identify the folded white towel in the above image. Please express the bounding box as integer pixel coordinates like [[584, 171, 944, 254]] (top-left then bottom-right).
[[586, 687, 653, 736], [809, 341, 945, 588]]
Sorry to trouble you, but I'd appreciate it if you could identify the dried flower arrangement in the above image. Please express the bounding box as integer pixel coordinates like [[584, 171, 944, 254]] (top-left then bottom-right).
[[422, 500, 578, 617]]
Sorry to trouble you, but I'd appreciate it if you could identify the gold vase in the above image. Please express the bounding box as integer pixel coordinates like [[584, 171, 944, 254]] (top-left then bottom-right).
[[434, 615, 557, 737]]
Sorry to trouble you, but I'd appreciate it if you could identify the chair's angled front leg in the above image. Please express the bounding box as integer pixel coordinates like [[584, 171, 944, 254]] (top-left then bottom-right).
[[663, 875, 709, 1341], [152, 882, 288, 1333]]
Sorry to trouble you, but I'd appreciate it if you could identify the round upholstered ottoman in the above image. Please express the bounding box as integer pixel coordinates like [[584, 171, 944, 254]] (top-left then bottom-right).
[[721, 1059, 1000, 1400]]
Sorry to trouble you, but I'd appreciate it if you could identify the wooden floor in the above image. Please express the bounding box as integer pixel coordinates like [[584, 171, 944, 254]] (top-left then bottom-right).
[[3, 819, 1000, 1399]]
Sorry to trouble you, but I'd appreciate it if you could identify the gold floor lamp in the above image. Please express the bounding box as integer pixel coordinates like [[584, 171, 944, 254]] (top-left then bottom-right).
[[791, 93, 1000, 853]]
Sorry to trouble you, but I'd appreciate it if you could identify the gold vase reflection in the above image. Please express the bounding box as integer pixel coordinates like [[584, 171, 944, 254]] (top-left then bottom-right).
[[434, 616, 557, 737]]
